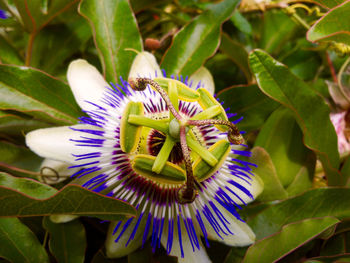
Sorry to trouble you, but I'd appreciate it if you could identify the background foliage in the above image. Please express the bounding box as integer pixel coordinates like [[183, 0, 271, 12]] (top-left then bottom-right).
[[0, 0, 350, 262]]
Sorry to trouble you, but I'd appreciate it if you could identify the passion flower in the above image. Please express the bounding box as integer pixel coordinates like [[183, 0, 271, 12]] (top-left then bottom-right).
[[26, 52, 262, 262]]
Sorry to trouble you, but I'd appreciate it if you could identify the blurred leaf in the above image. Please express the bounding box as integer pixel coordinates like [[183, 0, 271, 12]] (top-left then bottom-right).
[[259, 10, 298, 55], [79, 0, 143, 83], [254, 107, 315, 188], [220, 33, 252, 82], [0, 141, 42, 179], [250, 147, 288, 201], [0, 174, 136, 220], [230, 10, 252, 35], [217, 84, 279, 132], [0, 110, 50, 136], [249, 188, 350, 239], [320, 231, 350, 256], [249, 49, 341, 185], [128, 243, 152, 263], [0, 64, 81, 125], [306, 254, 350, 262], [341, 155, 350, 186], [307, 1, 350, 46], [31, 20, 91, 74], [130, 0, 168, 13], [91, 249, 123, 263], [0, 35, 23, 65], [243, 217, 339, 263], [161, 0, 239, 77], [224, 247, 248, 263], [282, 43, 322, 81], [310, 0, 347, 8], [43, 217, 86, 263], [12, 0, 79, 32], [0, 218, 49, 263]]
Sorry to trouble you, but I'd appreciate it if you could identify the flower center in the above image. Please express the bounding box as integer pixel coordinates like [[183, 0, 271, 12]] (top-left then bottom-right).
[[123, 77, 244, 204]]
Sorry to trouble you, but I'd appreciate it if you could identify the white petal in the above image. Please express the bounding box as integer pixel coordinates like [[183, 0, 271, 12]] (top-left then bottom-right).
[[26, 124, 102, 164], [189, 67, 215, 95], [161, 220, 212, 263], [67, 59, 110, 111], [204, 200, 255, 247], [39, 159, 80, 184], [128, 52, 161, 79], [226, 174, 264, 206], [105, 216, 148, 258]]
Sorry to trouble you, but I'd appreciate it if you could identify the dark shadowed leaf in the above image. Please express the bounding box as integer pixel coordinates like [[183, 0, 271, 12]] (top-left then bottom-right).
[[306, 254, 350, 262], [0, 173, 136, 220], [220, 33, 252, 82], [12, 0, 79, 32], [307, 1, 350, 46], [0, 218, 49, 263], [0, 141, 42, 179], [258, 10, 298, 55], [161, 0, 239, 77], [217, 84, 279, 132], [43, 217, 86, 263], [0, 110, 50, 136], [0, 35, 23, 65], [342, 156, 350, 186], [31, 20, 91, 74], [79, 0, 143, 83], [0, 64, 81, 124], [249, 188, 350, 239], [243, 217, 340, 263], [249, 49, 341, 185]]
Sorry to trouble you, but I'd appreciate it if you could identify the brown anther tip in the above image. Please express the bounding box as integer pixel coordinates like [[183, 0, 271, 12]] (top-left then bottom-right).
[[145, 38, 161, 50], [228, 132, 244, 145], [128, 78, 146, 91], [176, 186, 198, 204]]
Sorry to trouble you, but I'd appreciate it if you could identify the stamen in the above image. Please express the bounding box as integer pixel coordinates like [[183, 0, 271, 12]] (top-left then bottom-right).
[[129, 78, 182, 120], [187, 119, 244, 145], [176, 125, 198, 204]]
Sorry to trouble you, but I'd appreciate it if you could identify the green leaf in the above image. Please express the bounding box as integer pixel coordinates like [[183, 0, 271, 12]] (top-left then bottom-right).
[[220, 33, 252, 82], [0, 64, 81, 125], [0, 35, 23, 65], [258, 10, 298, 55], [310, 0, 346, 9], [0, 110, 50, 136], [31, 20, 91, 74], [230, 10, 252, 35], [0, 174, 136, 220], [307, 1, 350, 46], [250, 147, 288, 202], [0, 218, 49, 263], [249, 188, 350, 239], [217, 84, 279, 132], [79, 0, 143, 83], [341, 155, 350, 186], [0, 172, 56, 198], [43, 217, 86, 263], [12, 0, 79, 32], [254, 107, 315, 188], [0, 141, 42, 179], [306, 254, 350, 262], [249, 49, 341, 185], [243, 217, 340, 263], [161, 0, 239, 77]]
